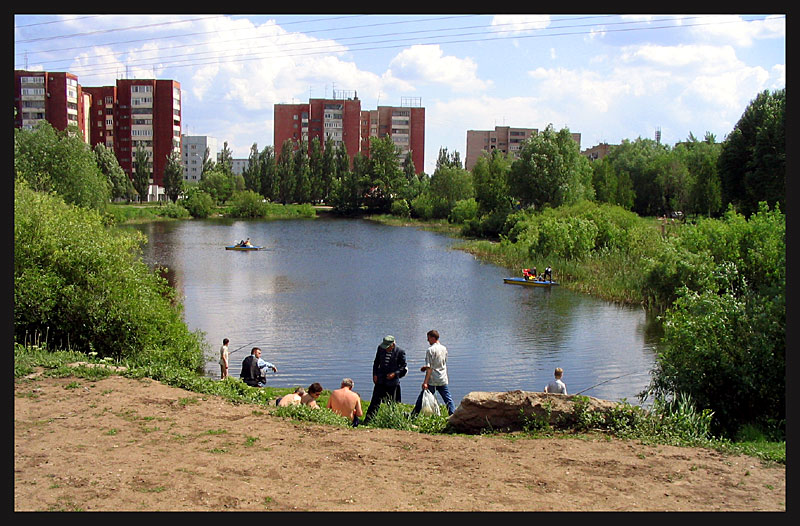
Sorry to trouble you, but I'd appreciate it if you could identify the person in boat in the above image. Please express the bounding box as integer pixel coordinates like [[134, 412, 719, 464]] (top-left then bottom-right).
[[522, 268, 533, 281], [543, 266, 552, 281], [244, 237, 253, 247]]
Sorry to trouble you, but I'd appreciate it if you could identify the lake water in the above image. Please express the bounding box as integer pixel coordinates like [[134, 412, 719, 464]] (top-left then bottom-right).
[[126, 217, 661, 406]]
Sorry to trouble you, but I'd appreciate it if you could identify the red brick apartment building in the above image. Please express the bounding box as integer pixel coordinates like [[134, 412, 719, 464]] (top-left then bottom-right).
[[274, 96, 362, 167], [465, 126, 581, 171], [14, 70, 91, 143], [103, 78, 182, 191], [274, 94, 425, 174], [15, 71, 181, 200], [360, 98, 425, 175]]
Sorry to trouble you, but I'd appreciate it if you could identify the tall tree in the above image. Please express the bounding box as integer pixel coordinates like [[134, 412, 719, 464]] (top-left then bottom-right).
[[201, 146, 215, 179], [365, 135, 404, 211], [132, 142, 151, 203], [471, 148, 512, 216], [162, 150, 185, 203], [276, 139, 295, 205], [308, 137, 324, 203], [334, 140, 350, 180], [292, 139, 311, 203], [603, 137, 668, 216], [429, 164, 474, 217], [508, 125, 594, 209], [94, 143, 135, 202], [321, 136, 337, 203], [718, 88, 785, 216], [259, 145, 277, 201], [243, 143, 261, 194], [218, 141, 233, 176], [674, 134, 722, 217], [436, 146, 462, 170]]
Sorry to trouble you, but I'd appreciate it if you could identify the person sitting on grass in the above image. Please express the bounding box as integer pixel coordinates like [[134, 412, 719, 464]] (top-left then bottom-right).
[[326, 378, 364, 427], [301, 382, 323, 408]]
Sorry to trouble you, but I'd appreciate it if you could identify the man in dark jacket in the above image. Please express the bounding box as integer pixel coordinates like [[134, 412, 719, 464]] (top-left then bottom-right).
[[363, 335, 407, 423], [240, 347, 265, 387]]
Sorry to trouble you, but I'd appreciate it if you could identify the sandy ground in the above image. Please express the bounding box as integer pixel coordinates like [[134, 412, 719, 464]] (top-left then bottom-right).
[[14, 373, 786, 512]]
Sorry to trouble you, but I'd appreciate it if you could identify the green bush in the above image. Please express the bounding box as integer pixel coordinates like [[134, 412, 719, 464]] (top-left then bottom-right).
[[228, 190, 267, 218], [410, 192, 435, 220], [448, 198, 478, 224], [156, 201, 190, 219], [15, 122, 111, 210], [390, 198, 411, 218], [14, 180, 207, 370], [183, 189, 216, 218]]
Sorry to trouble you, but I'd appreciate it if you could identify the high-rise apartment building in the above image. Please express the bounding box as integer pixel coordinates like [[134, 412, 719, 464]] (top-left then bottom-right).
[[14, 70, 90, 142], [465, 126, 581, 171], [274, 94, 425, 174], [181, 134, 218, 182], [83, 85, 118, 149], [112, 79, 182, 196], [15, 71, 182, 201], [360, 97, 425, 174], [274, 94, 362, 167]]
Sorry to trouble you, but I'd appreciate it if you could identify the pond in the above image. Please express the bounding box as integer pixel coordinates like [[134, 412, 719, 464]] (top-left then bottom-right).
[[126, 216, 661, 406]]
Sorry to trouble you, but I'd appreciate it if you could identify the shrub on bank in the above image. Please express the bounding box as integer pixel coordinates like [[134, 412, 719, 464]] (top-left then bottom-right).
[[14, 180, 207, 371]]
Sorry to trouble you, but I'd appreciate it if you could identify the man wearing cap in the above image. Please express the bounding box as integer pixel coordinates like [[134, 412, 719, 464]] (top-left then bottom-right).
[[363, 335, 407, 423]]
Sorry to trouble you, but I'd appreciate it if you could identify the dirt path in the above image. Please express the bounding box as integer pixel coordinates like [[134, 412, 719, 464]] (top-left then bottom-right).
[[14, 374, 785, 512]]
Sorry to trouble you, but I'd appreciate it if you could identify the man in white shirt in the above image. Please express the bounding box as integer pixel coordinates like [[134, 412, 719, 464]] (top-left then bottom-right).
[[411, 330, 456, 416]]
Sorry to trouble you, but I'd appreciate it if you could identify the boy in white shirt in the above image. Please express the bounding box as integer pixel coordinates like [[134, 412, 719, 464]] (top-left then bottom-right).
[[544, 367, 567, 394]]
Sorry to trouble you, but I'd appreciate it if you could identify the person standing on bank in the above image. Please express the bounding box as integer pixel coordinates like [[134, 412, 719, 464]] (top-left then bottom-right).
[[412, 330, 456, 416], [219, 338, 230, 379], [363, 335, 407, 423]]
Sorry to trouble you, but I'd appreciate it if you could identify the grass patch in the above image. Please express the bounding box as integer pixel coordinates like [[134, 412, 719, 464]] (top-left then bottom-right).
[[13, 342, 784, 464]]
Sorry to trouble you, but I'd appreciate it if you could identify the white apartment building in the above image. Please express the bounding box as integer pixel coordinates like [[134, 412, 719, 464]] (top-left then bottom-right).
[[181, 134, 218, 182]]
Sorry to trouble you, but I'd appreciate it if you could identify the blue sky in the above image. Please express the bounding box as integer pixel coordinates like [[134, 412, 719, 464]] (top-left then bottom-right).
[[14, 13, 785, 175]]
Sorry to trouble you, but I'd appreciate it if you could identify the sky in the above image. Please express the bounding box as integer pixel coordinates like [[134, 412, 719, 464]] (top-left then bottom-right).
[[14, 13, 786, 175]]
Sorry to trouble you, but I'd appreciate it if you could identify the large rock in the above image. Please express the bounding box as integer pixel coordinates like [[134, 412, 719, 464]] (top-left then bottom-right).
[[448, 390, 620, 434]]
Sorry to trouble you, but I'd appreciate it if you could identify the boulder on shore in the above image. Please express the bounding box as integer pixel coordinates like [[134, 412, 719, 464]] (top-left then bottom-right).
[[448, 390, 620, 434]]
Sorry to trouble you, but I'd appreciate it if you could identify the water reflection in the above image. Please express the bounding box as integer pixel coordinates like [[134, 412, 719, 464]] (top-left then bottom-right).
[[123, 217, 659, 405]]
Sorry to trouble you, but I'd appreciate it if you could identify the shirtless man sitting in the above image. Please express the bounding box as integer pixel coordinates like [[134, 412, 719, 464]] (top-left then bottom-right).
[[326, 378, 363, 427], [276, 387, 305, 407]]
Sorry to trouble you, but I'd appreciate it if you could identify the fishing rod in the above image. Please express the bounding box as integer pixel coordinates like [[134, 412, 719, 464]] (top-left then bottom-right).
[[228, 337, 268, 357], [573, 370, 645, 396]]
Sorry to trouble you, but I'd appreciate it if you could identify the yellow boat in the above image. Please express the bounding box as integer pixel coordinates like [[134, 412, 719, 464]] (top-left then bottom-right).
[[225, 244, 263, 251]]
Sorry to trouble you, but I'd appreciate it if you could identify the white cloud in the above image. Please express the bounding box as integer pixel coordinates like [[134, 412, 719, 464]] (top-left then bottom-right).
[[386, 44, 490, 92], [689, 14, 786, 47], [770, 64, 785, 89], [490, 15, 551, 34]]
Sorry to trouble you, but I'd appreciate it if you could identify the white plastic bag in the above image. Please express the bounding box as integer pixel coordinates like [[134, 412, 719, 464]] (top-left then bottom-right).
[[420, 389, 440, 416]]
